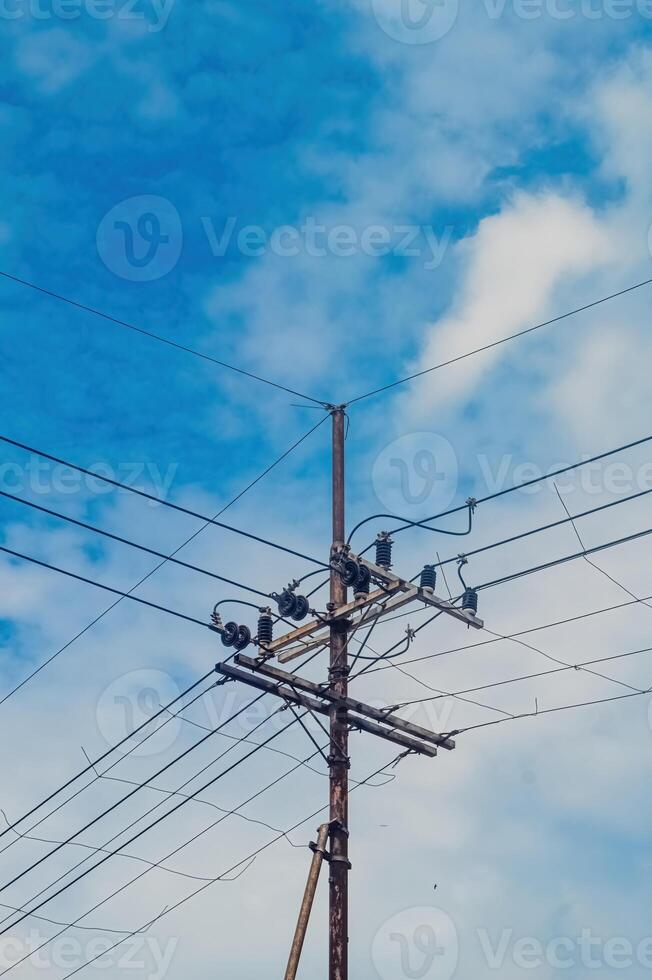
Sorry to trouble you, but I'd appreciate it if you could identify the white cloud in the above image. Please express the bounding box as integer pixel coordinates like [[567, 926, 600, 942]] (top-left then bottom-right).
[[403, 191, 611, 420]]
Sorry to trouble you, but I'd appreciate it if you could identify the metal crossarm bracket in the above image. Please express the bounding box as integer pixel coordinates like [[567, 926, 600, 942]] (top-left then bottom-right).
[[215, 661, 440, 757], [233, 655, 455, 751], [266, 555, 483, 665]]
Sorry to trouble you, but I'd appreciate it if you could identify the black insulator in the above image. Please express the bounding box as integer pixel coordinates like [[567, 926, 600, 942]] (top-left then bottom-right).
[[221, 621, 239, 648], [257, 610, 274, 646], [234, 624, 252, 651], [277, 590, 297, 619], [462, 588, 479, 616], [354, 564, 371, 597], [341, 557, 361, 588], [293, 595, 310, 621], [375, 534, 393, 569], [420, 564, 437, 590]]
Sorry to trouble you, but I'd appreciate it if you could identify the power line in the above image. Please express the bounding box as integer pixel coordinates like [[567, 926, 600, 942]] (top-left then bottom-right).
[[0, 616, 351, 927], [365, 589, 652, 677], [456, 685, 652, 736], [0, 682, 218, 872], [346, 277, 652, 405], [0, 435, 328, 567], [430, 485, 652, 574], [0, 270, 328, 407], [551, 482, 652, 611], [0, 692, 268, 905], [1, 726, 326, 973], [0, 707, 307, 941], [0, 673, 214, 845], [395, 641, 652, 709], [0, 546, 219, 628], [478, 521, 652, 593], [55, 753, 405, 980], [0, 491, 272, 599], [382, 521, 652, 695], [0, 703, 289, 937], [0, 416, 327, 709], [0, 608, 385, 951], [347, 431, 652, 545]]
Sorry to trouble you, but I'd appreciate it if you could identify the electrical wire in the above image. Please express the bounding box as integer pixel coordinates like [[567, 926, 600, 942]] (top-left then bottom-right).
[[0, 705, 299, 940], [0, 608, 388, 947], [364, 588, 652, 677], [0, 682, 219, 872], [456, 685, 652, 736], [0, 491, 272, 598], [0, 705, 291, 939], [348, 497, 476, 546], [428, 484, 652, 576], [345, 277, 652, 406], [478, 521, 652, 593], [0, 611, 352, 929], [0, 673, 214, 845], [56, 752, 407, 980], [0, 415, 328, 708], [0, 720, 324, 972], [350, 519, 652, 700], [551, 483, 652, 611], [0, 270, 328, 407], [0, 435, 328, 567], [347, 431, 652, 546], [0, 546, 221, 628], [0, 692, 268, 904], [394, 641, 652, 709]]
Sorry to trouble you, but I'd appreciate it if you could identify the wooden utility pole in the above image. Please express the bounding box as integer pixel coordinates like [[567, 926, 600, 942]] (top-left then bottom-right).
[[328, 406, 349, 980], [213, 405, 482, 979]]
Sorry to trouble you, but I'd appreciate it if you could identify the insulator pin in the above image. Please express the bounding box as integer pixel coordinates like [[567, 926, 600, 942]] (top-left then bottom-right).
[[354, 564, 371, 599], [375, 533, 393, 569], [257, 609, 274, 646], [461, 587, 479, 616], [276, 590, 310, 622], [420, 565, 437, 590]]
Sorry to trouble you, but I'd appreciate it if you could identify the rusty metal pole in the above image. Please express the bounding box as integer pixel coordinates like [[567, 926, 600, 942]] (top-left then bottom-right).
[[329, 405, 349, 980], [284, 824, 331, 980]]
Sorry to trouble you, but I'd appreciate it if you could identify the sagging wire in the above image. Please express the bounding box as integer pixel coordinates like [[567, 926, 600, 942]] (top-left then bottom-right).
[[347, 496, 477, 549]]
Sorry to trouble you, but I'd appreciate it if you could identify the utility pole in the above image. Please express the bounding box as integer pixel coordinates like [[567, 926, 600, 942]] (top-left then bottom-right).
[[212, 407, 483, 978], [328, 406, 349, 980]]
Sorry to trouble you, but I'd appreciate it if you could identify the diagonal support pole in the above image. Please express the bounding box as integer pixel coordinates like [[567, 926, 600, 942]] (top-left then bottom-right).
[[284, 823, 332, 980]]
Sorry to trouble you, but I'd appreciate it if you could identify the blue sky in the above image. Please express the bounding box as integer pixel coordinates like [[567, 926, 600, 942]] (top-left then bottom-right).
[[3, 2, 652, 978]]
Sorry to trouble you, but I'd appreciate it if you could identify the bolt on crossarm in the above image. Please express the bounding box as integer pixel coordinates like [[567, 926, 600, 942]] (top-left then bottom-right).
[[329, 405, 350, 980]]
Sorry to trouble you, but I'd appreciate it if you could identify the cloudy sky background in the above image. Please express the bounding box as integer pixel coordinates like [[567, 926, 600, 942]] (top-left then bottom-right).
[[2, 0, 652, 977]]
